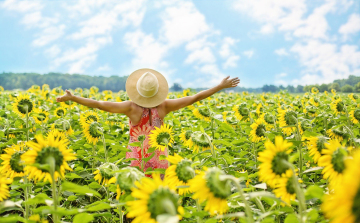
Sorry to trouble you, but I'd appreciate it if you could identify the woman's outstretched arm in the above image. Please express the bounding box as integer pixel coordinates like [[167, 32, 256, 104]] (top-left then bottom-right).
[[163, 76, 240, 113], [56, 90, 133, 115]]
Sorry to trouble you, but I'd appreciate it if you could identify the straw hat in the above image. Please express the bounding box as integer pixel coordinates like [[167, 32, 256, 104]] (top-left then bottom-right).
[[126, 68, 169, 108]]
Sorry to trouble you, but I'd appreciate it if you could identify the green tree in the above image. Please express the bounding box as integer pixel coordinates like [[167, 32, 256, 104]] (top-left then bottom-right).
[[170, 83, 183, 92], [319, 83, 329, 92], [355, 82, 360, 92], [341, 84, 354, 92], [328, 83, 341, 92]]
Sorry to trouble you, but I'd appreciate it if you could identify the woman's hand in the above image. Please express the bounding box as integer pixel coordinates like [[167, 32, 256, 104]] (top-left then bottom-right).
[[56, 90, 73, 102], [219, 76, 240, 89]]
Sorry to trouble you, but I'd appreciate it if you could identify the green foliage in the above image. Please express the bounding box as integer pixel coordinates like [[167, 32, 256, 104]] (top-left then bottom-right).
[[341, 84, 354, 92]]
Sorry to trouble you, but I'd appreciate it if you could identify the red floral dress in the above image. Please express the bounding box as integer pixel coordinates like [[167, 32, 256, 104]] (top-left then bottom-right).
[[126, 107, 169, 173]]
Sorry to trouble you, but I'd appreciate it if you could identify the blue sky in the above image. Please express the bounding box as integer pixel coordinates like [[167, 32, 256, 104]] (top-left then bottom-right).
[[0, 0, 359, 88]]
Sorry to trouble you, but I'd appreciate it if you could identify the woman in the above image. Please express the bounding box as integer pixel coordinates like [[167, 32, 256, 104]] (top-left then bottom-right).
[[56, 68, 240, 173]]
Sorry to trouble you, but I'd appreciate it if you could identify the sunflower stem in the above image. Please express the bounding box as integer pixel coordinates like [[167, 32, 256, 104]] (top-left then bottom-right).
[[140, 140, 144, 171], [295, 118, 303, 177], [228, 176, 253, 223], [252, 142, 257, 168], [23, 177, 30, 220], [26, 107, 29, 142], [118, 205, 124, 223], [102, 133, 108, 162], [195, 199, 203, 223], [48, 156, 59, 223]]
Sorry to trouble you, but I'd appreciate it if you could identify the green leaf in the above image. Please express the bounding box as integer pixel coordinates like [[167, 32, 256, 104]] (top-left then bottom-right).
[[23, 193, 52, 205], [159, 155, 167, 160], [305, 185, 324, 200], [73, 213, 94, 223], [303, 167, 323, 173], [142, 152, 156, 163], [62, 181, 101, 198], [129, 142, 141, 147], [0, 215, 25, 222], [284, 214, 299, 223], [65, 173, 83, 179], [86, 202, 112, 212]]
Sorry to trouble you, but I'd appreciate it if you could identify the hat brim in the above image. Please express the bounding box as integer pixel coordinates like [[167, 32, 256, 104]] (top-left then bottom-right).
[[126, 68, 168, 108]]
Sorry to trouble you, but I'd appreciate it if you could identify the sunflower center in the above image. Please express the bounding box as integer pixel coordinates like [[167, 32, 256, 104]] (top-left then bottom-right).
[[331, 148, 347, 174], [315, 137, 327, 154], [35, 146, 64, 172], [352, 186, 360, 222], [184, 131, 192, 140], [336, 101, 344, 112], [256, 124, 266, 137], [284, 111, 297, 125], [191, 132, 210, 148], [264, 114, 274, 124], [89, 122, 102, 138], [175, 160, 194, 183], [156, 132, 171, 145], [17, 99, 33, 114], [147, 187, 179, 219], [38, 113, 46, 121], [86, 115, 98, 123], [271, 152, 290, 176], [137, 134, 146, 142], [56, 109, 65, 117], [198, 107, 210, 117], [239, 107, 249, 117], [10, 151, 25, 173], [285, 176, 296, 195], [354, 110, 360, 121], [205, 169, 231, 199]]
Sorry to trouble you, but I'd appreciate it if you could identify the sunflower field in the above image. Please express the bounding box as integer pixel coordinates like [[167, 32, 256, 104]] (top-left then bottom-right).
[[1, 85, 360, 223]]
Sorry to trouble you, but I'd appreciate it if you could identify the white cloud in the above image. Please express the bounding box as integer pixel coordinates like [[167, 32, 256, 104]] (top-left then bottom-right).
[[290, 40, 360, 85], [1, 0, 42, 13], [276, 72, 287, 78], [45, 45, 61, 58], [243, 50, 254, 58], [219, 37, 240, 68], [185, 47, 216, 64], [32, 25, 66, 47], [339, 13, 360, 40], [97, 64, 111, 72], [274, 48, 289, 56], [260, 24, 274, 34], [53, 37, 112, 73]]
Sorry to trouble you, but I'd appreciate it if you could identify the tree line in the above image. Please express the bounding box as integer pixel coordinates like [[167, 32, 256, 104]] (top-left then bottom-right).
[[0, 72, 359, 93]]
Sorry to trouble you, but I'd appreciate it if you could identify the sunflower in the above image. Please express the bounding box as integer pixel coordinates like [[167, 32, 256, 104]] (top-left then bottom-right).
[[326, 128, 346, 141], [318, 139, 351, 188], [309, 97, 319, 107], [191, 131, 214, 153], [80, 110, 100, 127], [256, 103, 263, 115], [115, 167, 144, 199], [54, 107, 66, 118], [0, 142, 26, 178], [165, 154, 195, 195], [273, 170, 297, 205], [278, 108, 298, 136], [311, 87, 319, 94], [189, 167, 231, 215], [258, 136, 293, 188], [83, 121, 103, 145], [250, 118, 267, 142], [331, 99, 345, 115], [232, 104, 250, 121], [22, 134, 76, 183], [183, 89, 190, 97], [331, 89, 336, 95], [47, 129, 68, 142], [12, 93, 34, 118], [0, 177, 12, 202], [93, 162, 118, 187], [52, 121, 74, 136], [149, 124, 174, 151], [179, 129, 193, 149], [33, 108, 49, 125], [349, 109, 360, 124], [60, 100, 75, 109], [348, 93, 358, 103], [321, 150, 360, 222], [193, 106, 211, 122], [126, 174, 184, 223], [307, 136, 328, 163], [261, 113, 275, 130], [324, 90, 328, 96]]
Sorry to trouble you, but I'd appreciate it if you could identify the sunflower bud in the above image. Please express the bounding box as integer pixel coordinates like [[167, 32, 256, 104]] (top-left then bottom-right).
[[116, 167, 144, 193], [191, 131, 211, 148], [205, 167, 231, 199]]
